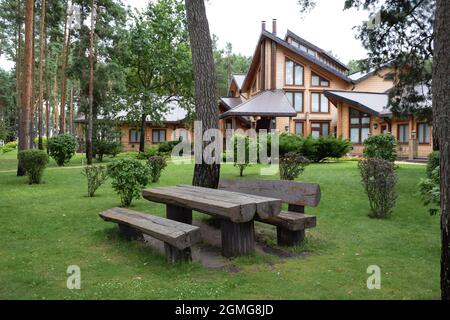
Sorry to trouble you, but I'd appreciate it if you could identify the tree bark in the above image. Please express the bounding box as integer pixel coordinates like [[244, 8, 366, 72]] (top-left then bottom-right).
[[29, 7, 35, 149], [433, 0, 450, 300], [139, 113, 146, 152], [86, 0, 96, 165], [53, 53, 59, 135], [185, 0, 220, 189], [37, 0, 46, 150], [16, 0, 22, 144], [69, 82, 74, 135], [59, 1, 71, 134], [17, 0, 34, 176]]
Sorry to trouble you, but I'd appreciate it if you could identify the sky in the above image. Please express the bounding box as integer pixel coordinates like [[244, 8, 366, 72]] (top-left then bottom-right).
[[0, 0, 371, 71]]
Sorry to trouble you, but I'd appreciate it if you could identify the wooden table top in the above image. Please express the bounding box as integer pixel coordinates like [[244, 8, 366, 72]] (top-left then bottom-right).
[[143, 185, 282, 223]]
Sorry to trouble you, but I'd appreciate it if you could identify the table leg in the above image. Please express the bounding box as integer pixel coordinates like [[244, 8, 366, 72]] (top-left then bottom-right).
[[166, 204, 193, 225], [221, 220, 255, 258]]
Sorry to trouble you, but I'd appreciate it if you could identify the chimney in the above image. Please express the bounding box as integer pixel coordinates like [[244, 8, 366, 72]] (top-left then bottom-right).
[[272, 19, 277, 36], [261, 21, 266, 32]]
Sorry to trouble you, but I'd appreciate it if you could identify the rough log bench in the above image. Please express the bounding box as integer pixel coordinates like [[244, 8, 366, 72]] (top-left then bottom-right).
[[142, 185, 282, 258], [99, 207, 201, 264], [219, 180, 320, 246]]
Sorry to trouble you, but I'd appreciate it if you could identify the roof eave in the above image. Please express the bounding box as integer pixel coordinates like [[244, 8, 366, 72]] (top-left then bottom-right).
[[323, 91, 381, 117]]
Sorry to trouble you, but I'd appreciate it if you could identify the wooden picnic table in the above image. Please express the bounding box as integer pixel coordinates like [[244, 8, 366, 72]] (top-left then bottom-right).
[[142, 185, 282, 257]]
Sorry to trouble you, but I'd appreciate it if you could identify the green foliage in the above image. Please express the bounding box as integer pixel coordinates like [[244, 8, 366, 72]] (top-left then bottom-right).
[[81, 165, 109, 197], [426, 151, 440, 178], [358, 158, 398, 219], [47, 134, 77, 166], [419, 152, 440, 215], [279, 134, 303, 157], [158, 141, 181, 154], [307, 136, 352, 163], [0, 68, 17, 142], [33, 136, 48, 149], [232, 134, 252, 177], [280, 152, 310, 181], [148, 156, 167, 183], [107, 159, 150, 207], [363, 134, 397, 161], [94, 140, 122, 162], [136, 147, 159, 160], [17, 150, 48, 184], [1, 141, 17, 154]]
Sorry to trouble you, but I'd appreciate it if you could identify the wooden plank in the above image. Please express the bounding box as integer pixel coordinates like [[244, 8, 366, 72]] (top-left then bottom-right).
[[256, 211, 317, 231], [142, 187, 256, 223], [219, 179, 321, 207], [99, 208, 201, 250], [175, 185, 282, 219], [221, 220, 255, 257]]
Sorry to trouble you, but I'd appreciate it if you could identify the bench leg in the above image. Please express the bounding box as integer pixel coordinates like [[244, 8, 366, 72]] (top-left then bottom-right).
[[118, 224, 143, 241], [164, 243, 192, 264], [166, 204, 193, 225], [221, 220, 255, 258], [277, 227, 305, 246]]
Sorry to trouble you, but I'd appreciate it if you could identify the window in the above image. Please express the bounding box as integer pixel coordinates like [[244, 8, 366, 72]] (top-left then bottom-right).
[[295, 121, 304, 136], [285, 91, 304, 112], [129, 129, 141, 143], [285, 58, 304, 86], [311, 122, 330, 138], [311, 72, 330, 87], [349, 108, 371, 144], [397, 124, 409, 144], [225, 121, 233, 130], [311, 92, 329, 113], [417, 123, 430, 144], [152, 129, 166, 143]]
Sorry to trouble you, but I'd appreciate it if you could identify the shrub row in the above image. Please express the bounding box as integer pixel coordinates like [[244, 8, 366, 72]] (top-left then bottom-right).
[[0, 141, 17, 154]]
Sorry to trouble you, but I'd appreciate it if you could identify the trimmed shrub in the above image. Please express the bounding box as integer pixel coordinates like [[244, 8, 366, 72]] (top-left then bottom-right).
[[148, 156, 167, 183], [1, 141, 17, 154], [136, 147, 158, 160], [279, 152, 310, 181], [158, 140, 180, 154], [301, 136, 351, 163], [93, 140, 121, 162], [426, 151, 440, 178], [107, 158, 150, 207], [17, 149, 48, 184], [233, 134, 252, 177], [358, 158, 398, 218], [48, 134, 77, 166], [363, 134, 397, 161], [81, 165, 108, 197], [279, 133, 303, 156]]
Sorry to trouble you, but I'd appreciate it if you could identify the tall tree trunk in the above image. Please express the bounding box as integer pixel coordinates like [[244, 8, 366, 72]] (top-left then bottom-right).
[[17, 0, 35, 176], [37, 0, 46, 150], [69, 82, 74, 135], [185, 0, 220, 189], [45, 47, 50, 153], [139, 113, 146, 152], [434, 0, 450, 300], [86, 0, 96, 165], [29, 6, 35, 149], [53, 53, 59, 134], [16, 0, 22, 143], [59, 1, 71, 134]]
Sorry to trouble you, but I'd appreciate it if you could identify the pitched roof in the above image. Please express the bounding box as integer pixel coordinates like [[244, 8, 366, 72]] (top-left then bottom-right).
[[285, 30, 349, 71], [231, 74, 246, 91], [220, 97, 244, 110], [74, 99, 188, 123], [220, 90, 297, 118], [324, 90, 391, 117]]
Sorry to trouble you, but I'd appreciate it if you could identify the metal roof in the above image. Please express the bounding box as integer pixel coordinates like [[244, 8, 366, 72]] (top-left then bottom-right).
[[220, 97, 244, 110], [324, 90, 391, 117], [220, 90, 297, 118]]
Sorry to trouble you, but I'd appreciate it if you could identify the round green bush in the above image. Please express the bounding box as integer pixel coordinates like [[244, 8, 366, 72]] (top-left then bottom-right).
[[47, 134, 77, 166], [363, 134, 397, 162], [17, 149, 48, 184], [107, 158, 150, 207], [426, 151, 439, 178]]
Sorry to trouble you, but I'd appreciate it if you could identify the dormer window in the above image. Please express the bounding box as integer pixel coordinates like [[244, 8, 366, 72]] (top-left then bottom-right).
[[311, 72, 330, 87], [285, 58, 304, 86]]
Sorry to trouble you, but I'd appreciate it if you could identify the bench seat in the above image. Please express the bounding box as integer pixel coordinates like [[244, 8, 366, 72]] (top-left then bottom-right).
[[256, 211, 317, 231], [100, 207, 201, 263]]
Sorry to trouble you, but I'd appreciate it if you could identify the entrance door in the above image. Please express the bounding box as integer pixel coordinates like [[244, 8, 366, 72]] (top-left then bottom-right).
[[256, 117, 273, 133]]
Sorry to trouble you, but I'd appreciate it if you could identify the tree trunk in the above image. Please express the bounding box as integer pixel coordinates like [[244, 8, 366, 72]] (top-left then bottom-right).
[[17, 0, 34, 176], [45, 45, 50, 152], [37, 0, 46, 150], [139, 113, 146, 152], [16, 0, 22, 144], [185, 0, 220, 189], [59, 1, 71, 134], [86, 0, 96, 165], [53, 53, 59, 135], [433, 0, 450, 300], [69, 82, 74, 135], [29, 8, 35, 149]]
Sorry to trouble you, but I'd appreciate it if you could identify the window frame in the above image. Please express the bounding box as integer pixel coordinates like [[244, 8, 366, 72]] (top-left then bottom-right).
[[417, 122, 431, 145], [285, 91, 304, 113], [294, 120, 305, 136], [397, 123, 409, 144], [152, 129, 167, 144], [349, 108, 371, 145], [310, 121, 331, 138], [129, 128, 141, 144], [284, 57, 305, 86], [310, 92, 330, 114], [311, 72, 330, 87]]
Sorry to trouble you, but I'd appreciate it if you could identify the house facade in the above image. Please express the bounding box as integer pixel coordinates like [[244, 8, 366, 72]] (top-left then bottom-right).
[[219, 20, 433, 159]]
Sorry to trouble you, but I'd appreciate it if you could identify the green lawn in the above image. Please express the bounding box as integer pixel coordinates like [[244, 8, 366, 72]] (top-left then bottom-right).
[[0, 151, 440, 299]]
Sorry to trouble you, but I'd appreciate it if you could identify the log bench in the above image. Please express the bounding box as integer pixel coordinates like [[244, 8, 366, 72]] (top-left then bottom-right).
[[219, 180, 320, 246], [99, 207, 201, 264]]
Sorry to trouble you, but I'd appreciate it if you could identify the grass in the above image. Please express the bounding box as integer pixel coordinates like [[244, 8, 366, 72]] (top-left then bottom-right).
[[0, 150, 440, 299]]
